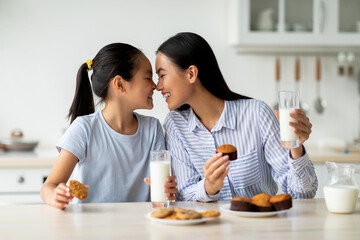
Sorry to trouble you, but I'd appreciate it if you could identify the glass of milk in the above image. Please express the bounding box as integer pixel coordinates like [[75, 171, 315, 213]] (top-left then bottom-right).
[[278, 90, 299, 148], [150, 150, 171, 208], [323, 161, 359, 214]]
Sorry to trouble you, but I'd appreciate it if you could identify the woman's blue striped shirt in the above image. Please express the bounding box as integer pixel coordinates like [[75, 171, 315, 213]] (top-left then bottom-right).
[[164, 99, 318, 201]]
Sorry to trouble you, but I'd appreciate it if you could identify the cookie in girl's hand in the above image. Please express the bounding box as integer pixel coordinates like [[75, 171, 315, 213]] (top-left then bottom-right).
[[68, 180, 88, 200]]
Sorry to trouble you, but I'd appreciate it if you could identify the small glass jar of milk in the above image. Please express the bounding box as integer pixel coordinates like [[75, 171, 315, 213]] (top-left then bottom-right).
[[323, 161, 359, 214]]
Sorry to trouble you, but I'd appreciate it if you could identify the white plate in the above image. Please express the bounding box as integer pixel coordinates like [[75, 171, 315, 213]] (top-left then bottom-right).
[[220, 203, 290, 218], [145, 212, 218, 225]]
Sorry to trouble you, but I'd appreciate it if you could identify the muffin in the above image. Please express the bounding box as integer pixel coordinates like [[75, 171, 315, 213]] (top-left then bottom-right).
[[251, 199, 273, 212], [269, 194, 292, 211], [252, 193, 271, 202], [230, 197, 254, 212], [216, 144, 237, 161]]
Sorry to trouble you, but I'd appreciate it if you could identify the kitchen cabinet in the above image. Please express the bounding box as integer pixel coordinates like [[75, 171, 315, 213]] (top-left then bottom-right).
[[227, 0, 360, 52], [0, 149, 56, 204], [0, 168, 50, 204]]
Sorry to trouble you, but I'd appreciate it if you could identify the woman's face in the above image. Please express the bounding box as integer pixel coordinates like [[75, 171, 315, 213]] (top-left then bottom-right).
[[155, 52, 194, 110], [125, 54, 156, 110]]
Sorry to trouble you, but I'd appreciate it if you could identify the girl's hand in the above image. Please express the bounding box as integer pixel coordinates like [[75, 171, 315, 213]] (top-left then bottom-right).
[[52, 183, 73, 210], [165, 175, 177, 201], [203, 153, 230, 195], [144, 176, 178, 201], [144, 178, 151, 185]]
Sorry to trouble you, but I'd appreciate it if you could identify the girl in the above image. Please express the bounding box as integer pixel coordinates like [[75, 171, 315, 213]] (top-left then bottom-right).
[[41, 43, 177, 210], [155, 32, 317, 202]]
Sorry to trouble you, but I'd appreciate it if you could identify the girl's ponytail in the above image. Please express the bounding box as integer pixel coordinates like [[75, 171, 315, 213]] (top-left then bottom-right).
[[68, 62, 95, 123], [67, 43, 142, 124]]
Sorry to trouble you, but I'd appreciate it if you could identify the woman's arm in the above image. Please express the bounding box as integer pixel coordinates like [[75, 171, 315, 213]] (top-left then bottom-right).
[[40, 149, 78, 210], [164, 118, 229, 202], [260, 102, 318, 198]]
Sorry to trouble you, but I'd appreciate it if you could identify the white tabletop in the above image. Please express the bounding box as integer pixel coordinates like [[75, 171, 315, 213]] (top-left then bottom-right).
[[0, 199, 359, 239]]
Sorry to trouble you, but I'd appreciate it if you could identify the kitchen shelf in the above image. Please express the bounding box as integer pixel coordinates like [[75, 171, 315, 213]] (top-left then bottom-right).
[[228, 0, 360, 54], [235, 46, 360, 56]]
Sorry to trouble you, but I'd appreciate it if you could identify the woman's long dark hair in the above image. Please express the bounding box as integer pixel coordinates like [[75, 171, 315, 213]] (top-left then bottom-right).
[[157, 32, 250, 110], [68, 43, 142, 123]]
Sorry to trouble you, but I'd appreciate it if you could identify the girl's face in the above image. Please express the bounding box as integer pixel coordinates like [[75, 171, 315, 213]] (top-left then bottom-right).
[[125, 54, 156, 110], [155, 52, 194, 110]]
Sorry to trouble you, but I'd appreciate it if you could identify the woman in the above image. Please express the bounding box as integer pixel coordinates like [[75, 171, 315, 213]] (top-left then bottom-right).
[[41, 43, 177, 209], [155, 32, 317, 202]]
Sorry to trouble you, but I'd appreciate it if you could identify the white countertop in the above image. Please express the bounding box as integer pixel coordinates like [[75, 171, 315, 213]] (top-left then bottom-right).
[[0, 199, 359, 239], [307, 146, 360, 163], [0, 148, 58, 168]]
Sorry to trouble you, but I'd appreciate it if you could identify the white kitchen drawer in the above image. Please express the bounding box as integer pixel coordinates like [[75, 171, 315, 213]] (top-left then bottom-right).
[[0, 168, 50, 193], [0, 193, 43, 204]]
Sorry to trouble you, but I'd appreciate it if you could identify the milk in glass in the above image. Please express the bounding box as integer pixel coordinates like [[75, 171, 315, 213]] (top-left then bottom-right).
[[278, 91, 299, 148], [324, 185, 359, 213], [150, 150, 171, 208]]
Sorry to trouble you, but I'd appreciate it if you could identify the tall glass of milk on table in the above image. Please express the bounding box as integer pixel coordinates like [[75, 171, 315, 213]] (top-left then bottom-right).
[[278, 90, 299, 148], [150, 150, 171, 208]]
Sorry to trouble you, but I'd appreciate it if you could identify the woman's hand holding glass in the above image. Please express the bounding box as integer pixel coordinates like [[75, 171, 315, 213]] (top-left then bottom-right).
[[289, 109, 312, 145], [276, 109, 312, 159], [203, 153, 230, 195]]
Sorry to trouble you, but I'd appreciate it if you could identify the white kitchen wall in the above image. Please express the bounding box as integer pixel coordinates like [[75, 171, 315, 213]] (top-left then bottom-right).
[[0, 0, 359, 149]]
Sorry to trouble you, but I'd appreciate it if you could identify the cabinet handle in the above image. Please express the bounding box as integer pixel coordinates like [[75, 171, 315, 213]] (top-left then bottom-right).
[[18, 176, 25, 184], [319, 0, 326, 33]]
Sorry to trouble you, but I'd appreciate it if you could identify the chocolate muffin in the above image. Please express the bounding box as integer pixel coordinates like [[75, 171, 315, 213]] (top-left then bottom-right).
[[216, 144, 237, 161], [252, 193, 271, 202], [251, 199, 273, 212], [269, 194, 292, 211], [230, 197, 254, 212]]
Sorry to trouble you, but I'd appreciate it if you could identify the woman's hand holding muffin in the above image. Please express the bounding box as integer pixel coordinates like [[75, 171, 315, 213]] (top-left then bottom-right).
[[203, 153, 230, 195]]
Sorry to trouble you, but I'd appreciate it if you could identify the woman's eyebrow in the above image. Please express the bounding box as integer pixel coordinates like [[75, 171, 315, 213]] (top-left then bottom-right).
[[156, 68, 166, 74]]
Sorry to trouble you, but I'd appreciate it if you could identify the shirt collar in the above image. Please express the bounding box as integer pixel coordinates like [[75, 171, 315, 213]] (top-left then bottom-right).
[[187, 100, 237, 132], [188, 108, 201, 132]]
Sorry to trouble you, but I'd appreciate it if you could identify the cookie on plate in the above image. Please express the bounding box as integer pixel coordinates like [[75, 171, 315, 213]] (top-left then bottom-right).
[[163, 212, 179, 220], [200, 210, 221, 218], [176, 209, 202, 220], [151, 208, 174, 218], [68, 180, 88, 200]]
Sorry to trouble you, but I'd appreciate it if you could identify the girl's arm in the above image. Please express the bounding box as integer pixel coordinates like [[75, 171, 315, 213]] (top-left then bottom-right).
[[40, 149, 78, 210]]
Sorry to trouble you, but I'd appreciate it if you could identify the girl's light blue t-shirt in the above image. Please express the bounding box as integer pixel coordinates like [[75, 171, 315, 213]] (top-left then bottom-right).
[[56, 111, 165, 203]]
